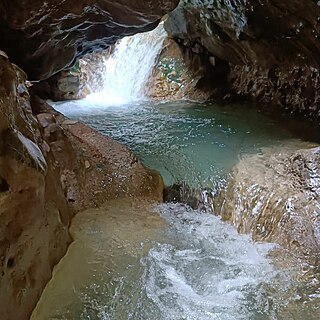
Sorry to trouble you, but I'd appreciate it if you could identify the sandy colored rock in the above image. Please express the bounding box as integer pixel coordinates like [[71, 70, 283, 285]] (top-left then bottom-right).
[[146, 36, 215, 101], [216, 141, 320, 265], [0, 53, 164, 320], [0, 51, 72, 320]]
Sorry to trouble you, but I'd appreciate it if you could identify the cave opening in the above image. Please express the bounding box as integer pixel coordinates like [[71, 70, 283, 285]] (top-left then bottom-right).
[[31, 22, 320, 320], [1, 1, 320, 319]]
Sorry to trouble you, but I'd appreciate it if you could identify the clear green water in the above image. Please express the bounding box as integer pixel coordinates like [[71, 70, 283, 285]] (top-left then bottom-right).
[[54, 100, 299, 190], [32, 99, 319, 320]]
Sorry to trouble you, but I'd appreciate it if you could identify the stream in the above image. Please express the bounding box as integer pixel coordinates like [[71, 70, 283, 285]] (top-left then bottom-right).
[[32, 24, 319, 319], [31, 100, 320, 320]]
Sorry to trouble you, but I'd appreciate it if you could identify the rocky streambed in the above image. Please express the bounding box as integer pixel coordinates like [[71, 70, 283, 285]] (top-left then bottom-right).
[[36, 98, 320, 319], [1, 0, 320, 319]]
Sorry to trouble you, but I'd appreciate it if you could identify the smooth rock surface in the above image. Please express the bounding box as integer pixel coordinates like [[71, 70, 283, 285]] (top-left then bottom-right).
[[216, 142, 320, 265], [0, 0, 179, 80], [0, 54, 163, 320]]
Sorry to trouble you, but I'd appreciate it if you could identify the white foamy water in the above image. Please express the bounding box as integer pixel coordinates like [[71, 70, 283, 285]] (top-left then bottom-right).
[[31, 200, 291, 320], [87, 23, 167, 105], [140, 204, 279, 320]]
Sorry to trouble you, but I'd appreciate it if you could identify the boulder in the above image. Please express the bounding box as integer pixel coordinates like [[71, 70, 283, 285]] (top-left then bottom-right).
[[216, 142, 320, 265]]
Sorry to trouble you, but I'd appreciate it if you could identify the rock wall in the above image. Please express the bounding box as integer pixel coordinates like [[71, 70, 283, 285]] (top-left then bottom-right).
[[146, 36, 218, 100], [0, 53, 163, 320], [0, 0, 179, 80], [33, 49, 113, 101], [165, 0, 320, 117], [216, 142, 320, 265], [0, 51, 71, 320]]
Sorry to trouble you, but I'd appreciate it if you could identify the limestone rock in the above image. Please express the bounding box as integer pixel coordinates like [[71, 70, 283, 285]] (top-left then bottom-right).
[[40, 49, 113, 101], [0, 0, 179, 80], [146, 36, 215, 101], [0, 50, 72, 320], [216, 142, 320, 265], [165, 0, 320, 117]]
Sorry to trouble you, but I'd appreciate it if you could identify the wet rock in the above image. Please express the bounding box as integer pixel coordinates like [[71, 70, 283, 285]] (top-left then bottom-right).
[[0, 0, 179, 80], [146, 36, 216, 100], [0, 53, 164, 320], [33, 49, 114, 101], [62, 119, 78, 126], [0, 51, 72, 320], [165, 0, 320, 117], [216, 141, 320, 264], [164, 182, 214, 212]]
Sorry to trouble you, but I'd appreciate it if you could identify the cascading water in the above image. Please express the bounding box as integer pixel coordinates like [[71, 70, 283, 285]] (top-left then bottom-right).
[[87, 23, 167, 105], [45, 24, 320, 320]]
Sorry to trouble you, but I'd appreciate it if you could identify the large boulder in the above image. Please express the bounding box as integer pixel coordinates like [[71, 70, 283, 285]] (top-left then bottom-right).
[[146, 35, 218, 100], [165, 0, 320, 116], [216, 142, 320, 265], [0, 0, 179, 80]]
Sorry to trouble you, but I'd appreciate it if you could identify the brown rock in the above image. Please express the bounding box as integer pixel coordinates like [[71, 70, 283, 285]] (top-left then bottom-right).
[[165, 0, 320, 117], [146, 36, 215, 101], [0, 53, 164, 320], [216, 141, 320, 265], [0, 0, 179, 80], [0, 50, 72, 320]]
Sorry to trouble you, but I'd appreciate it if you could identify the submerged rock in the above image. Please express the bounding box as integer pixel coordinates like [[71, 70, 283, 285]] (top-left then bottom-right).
[[216, 142, 320, 265]]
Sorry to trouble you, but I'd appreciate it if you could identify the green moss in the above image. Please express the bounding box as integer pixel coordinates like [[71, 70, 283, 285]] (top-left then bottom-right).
[[156, 57, 185, 84]]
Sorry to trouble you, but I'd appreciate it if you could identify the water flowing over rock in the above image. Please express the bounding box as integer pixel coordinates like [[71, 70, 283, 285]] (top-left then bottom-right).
[[44, 24, 212, 103], [89, 23, 168, 105], [165, 0, 320, 117], [33, 50, 112, 101], [216, 142, 320, 265], [0, 0, 179, 80], [0, 53, 163, 320]]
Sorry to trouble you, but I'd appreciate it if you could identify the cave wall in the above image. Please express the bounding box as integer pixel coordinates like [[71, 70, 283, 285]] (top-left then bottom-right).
[[0, 0, 179, 80], [0, 1, 179, 318], [0, 51, 72, 320], [165, 0, 320, 117], [0, 51, 164, 320]]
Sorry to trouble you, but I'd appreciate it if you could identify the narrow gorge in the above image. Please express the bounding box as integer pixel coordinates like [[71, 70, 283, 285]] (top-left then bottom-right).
[[0, 1, 319, 320]]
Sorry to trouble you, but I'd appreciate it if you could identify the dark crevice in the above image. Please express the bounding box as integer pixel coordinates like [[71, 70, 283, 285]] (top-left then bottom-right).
[[0, 177, 9, 193], [7, 258, 14, 268]]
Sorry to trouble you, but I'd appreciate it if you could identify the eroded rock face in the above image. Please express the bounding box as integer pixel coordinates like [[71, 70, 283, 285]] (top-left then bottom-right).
[[146, 36, 217, 100], [0, 53, 163, 320], [33, 50, 112, 101], [0, 51, 72, 320], [216, 142, 320, 265], [0, 0, 179, 80], [165, 0, 320, 117]]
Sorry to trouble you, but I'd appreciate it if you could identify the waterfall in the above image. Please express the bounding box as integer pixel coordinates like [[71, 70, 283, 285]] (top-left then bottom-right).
[[87, 23, 167, 105]]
